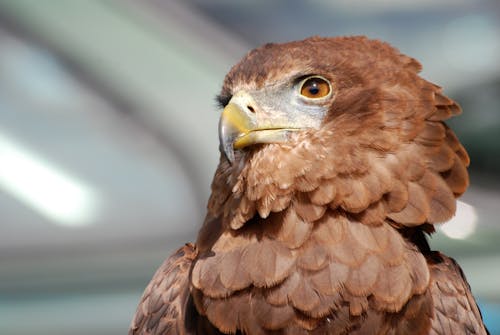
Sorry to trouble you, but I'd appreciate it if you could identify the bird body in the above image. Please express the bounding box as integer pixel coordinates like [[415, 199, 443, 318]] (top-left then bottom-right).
[[130, 36, 488, 335]]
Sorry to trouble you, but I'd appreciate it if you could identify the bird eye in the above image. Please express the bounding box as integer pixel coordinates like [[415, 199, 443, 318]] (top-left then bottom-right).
[[299, 76, 331, 99]]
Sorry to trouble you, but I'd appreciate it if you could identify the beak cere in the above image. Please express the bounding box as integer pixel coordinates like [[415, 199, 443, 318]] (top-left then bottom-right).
[[218, 91, 300, 163]]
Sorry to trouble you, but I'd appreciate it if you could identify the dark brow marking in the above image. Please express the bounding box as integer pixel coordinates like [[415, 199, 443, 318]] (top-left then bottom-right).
[[215, 94, 232, 108]]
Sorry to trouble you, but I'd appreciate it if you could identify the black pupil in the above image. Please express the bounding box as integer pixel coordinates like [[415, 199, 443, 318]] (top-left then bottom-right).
[[308, 81, 320, 95]]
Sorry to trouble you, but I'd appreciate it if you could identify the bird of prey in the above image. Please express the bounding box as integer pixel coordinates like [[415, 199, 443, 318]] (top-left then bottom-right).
[[129, 36, 488, 335]]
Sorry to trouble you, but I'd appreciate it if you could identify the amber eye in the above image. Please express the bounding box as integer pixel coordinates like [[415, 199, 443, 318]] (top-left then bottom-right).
[[299, 76, 331, 99]]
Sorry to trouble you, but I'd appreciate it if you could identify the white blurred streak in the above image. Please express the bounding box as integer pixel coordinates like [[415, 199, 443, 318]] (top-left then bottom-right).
[[0, 133, 99, 227], [439, 200, 478, 240]]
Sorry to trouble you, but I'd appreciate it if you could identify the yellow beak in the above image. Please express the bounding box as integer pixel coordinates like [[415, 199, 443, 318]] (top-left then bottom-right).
[[218, 91, 300, 163]]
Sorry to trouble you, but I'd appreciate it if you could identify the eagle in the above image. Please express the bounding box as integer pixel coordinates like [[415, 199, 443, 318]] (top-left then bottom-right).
[[129, 36, 488, 335]]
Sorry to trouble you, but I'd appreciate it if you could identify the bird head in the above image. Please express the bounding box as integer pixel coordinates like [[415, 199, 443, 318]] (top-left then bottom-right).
[[218, 36, 410, 164], [208, 36, 469, 231]]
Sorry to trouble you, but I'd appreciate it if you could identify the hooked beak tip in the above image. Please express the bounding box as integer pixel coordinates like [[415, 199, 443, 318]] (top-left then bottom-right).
[[219, 128, 235, 164], [218, 101, 254, 164]]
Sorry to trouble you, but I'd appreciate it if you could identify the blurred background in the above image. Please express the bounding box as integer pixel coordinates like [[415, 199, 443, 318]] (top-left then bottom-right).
[[0, 0, 498, 334]]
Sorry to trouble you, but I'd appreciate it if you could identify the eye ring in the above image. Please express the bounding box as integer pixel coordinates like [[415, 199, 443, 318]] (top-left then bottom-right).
[[298, 76, 332, 100]]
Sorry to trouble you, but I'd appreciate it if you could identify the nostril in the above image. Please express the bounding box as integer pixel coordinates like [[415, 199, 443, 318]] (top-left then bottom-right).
[[247, 105, 255, 113]]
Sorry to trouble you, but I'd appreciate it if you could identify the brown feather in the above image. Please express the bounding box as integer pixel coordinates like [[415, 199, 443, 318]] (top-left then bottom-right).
[[420, 171, 456, 223], [308, 181, 337, 206], [265, 271, 301, 306], [385, 180, 409, 213], [289, 276, 322, 313], [293, 193, 327, 222], [309, 260, 349, 296], [388, 182, 429, 226], [442, 155, 469, 196], [269, 208, 313, 249], [427, 143, 455, 172], [417, 121, 446, 144], [241, 239, 296, 288], [252, 293, 296, 330], [340, 178, 372, 213], [355, 200, 387, 225], [372, 263, 413, 312], [345, 254, 381, 296]]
